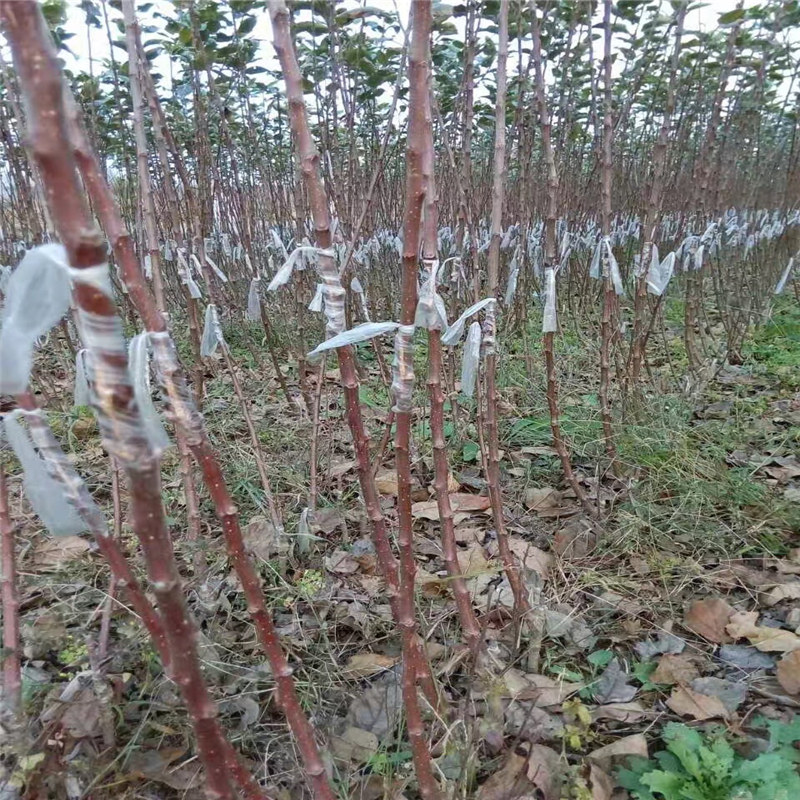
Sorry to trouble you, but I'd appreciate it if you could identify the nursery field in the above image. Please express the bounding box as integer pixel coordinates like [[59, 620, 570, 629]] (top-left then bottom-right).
[[1, 1, 800, 799]]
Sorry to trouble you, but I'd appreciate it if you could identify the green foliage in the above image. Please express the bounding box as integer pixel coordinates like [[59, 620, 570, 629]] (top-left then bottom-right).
[[618, 721, 800, 800]]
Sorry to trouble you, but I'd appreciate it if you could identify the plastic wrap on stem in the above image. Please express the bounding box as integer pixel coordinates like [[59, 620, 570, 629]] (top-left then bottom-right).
[[307, 321, 399, 357], [128, 333, 170, 455], [246, 277, 261, 321], [391, 324, 415, 413], [441, 297, 496, 346], [149, 332, 205, 447], [775, 257, 795, 295], [1, 411, 91, 537], [415, 259, 448, 331], [461, 321, 481, 397], [200, 304, 224, 357], [542, 268, 558, 333]]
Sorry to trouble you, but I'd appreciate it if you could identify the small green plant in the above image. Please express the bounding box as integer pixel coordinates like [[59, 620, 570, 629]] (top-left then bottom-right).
[[618, 720, 800, 800]]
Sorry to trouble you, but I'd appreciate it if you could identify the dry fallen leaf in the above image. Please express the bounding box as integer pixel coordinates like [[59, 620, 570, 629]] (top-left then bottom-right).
[[127, 748, 201, 792], [666, 686, 728, 720], [651, 653, 700, 686], [684, 597, 735, 643], [32, 536, 90, 571], [590, 764, 614, 800], [242, 516, 288, 561], [412, 493, 490, 520], [762, 583, 800, 607], [325, 549, 361, 575], [524, 486, 561, 511], [588, 734, 648, 771], [592, 702, 646, 723], [525, 745, 562, 800], [506, 537, 552, 579], [777, 651, 800, 695], [476, 752, 528, 800], [726, 611, 800, 652], [330, 726, 380, 764], [343, 652, 398, 678], [374, 470, 399, 495], [346, 669, 403, 738]]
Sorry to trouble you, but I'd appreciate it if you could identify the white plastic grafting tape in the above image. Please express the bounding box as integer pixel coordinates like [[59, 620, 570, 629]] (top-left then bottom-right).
[[129, 333, 170, 454], [200, 304, 224, 357], [177, 249, 203, 298], [205, 253, 229, 283], [73, 349, 92, 407], [461, 321, 482, 398], [606, 240, 624, 295], [415, 259, 448, 331], [307, 321, 399, 357], [775, 257, 795, 295], [542, 268, 558, 333], [267, 247, 332, 291], [0, 244, 73, 394], [351, 276, 371, 322], [308, 283, 324, 312], [694, 244, 704, 271], [647, 251, 675, 296], [144, 254, 152, 279], [1, 411, 88, 537], [504, 248, 521, 306], [246, 277, 261, 321], [391, 324, 415, 413], [441, 297, 496, 346]]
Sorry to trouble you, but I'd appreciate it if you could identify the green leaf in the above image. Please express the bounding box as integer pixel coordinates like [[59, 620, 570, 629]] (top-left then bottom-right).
[[718, 8, 746, 24]]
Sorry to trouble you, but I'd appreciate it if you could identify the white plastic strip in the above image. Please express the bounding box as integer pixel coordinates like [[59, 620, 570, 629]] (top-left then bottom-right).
[[246, 277, 261, 321], [647, 251, 675, 296], [775, 257, 794, 295], [128, 333, 170, 454], [307, 321, 399, 357], [205, 254, 229, 283], [0, 244, 73, 394], [2, 411, 88, 537], [200, 304, 224, 357], [308, 283, 324, 312], [461, 321, 481, 397], [542, 268, 558, 333], [267, 247, 329, 291], [415, 259, 448, 331], [441, 297, 496, 346], [73, 349, 91, 407]]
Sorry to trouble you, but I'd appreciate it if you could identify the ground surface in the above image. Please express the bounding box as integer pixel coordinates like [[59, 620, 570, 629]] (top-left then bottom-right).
[[3, 293, 800, 799]]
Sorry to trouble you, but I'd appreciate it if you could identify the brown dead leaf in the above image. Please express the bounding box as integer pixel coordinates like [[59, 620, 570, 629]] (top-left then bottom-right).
[[666, 686, 728, 720], [776, 651, 800, 695], [346, 669, 402, 738], [242, 516, 288, 561], [505, 671, 581, 707], [588, 735, 648, 771], [684, 597, 735, 643], [310, 507, 345, 535], [325, 549, 361, 575], [525, 745, 562, 800], [592, 702, 646, 723], [524, 486, 561, 511], [726, 611, 800, 652], [412, 493, 490, 520], [32, 536, 91, 571], [762, 583, 800, 606], [507, 537, 552, 579], [343, 652, 398, 678], [651, 654, 700, 686], [590, 764, 614, 800], [375, 470, 399, 495], [127, 748, 201, 792], [330, 726, 380, 764], [476, 752, 528, 800]]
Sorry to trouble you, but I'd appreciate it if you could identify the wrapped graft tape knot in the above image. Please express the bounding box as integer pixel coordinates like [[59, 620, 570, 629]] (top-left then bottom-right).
[[307, 321, 399, 358], [415, 259, 448, 331], [266, 246, 336, 292], [461, 322, 482, 397]]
